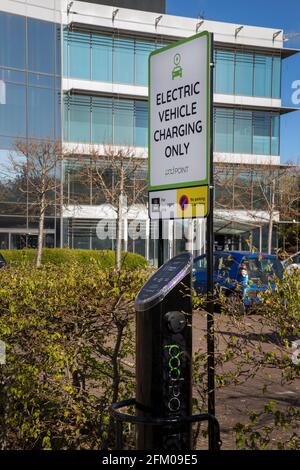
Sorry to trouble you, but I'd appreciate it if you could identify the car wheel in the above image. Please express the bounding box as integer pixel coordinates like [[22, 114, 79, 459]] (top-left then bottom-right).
[[226, 293, 246, 316]]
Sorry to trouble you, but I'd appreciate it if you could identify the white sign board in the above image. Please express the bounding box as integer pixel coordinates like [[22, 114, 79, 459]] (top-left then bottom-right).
[[149, 32, 211, 191]]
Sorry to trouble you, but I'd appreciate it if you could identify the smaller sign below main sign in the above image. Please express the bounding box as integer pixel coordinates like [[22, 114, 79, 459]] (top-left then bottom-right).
[[149, 186, 208, 220]]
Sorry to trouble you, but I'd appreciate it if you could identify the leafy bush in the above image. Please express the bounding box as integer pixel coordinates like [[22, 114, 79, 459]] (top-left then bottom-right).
[[1, 248, 147, 270], [0, 262, 149, 449], [232, 269, 300, 450], [192, 268, 300, 450]]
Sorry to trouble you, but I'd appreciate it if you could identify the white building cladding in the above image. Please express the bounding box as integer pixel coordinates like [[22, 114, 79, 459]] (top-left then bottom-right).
[[0, 0, 298, 260]]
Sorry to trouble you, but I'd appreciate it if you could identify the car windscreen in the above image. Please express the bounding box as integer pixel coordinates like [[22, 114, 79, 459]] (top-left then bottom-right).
[[243, 257, 283, 282], [216, 255, 236, 274], [193, 255, 236, 273]]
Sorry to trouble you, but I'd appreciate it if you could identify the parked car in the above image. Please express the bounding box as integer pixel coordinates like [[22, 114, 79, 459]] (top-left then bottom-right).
[[193, 251, 283, 312], [282, 251, 300, 272], [0, 253, 8, 270]]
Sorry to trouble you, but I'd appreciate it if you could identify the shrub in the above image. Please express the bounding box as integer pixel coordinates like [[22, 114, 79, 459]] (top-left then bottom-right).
[[193, 268, 300, 450], [1, 248, 148, 270], [0, 262, 149, 449]]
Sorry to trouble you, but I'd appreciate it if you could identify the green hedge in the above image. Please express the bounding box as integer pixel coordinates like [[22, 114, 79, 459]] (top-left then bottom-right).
[[0, 262, 149, 449], [1, 248, 148, 269]]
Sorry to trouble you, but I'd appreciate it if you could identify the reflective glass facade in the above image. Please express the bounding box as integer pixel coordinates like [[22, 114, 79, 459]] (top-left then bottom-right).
[[63, 95, 279, 155], [0, 12, 61, 146], [63, 95, 148, 147], [64, 29, 164, 86], [214, 49, 281, 98], [64, 30, 281, 99], [214, 108, 280, 155], [0, 11, 61, 247]]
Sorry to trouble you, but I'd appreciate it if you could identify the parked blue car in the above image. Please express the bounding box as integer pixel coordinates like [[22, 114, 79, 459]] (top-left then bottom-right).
[[193, 251, 283, 311]]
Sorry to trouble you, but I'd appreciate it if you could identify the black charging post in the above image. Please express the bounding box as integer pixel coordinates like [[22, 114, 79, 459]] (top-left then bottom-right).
[[111, 253, 221, 451], [135, 252, 193, 450]]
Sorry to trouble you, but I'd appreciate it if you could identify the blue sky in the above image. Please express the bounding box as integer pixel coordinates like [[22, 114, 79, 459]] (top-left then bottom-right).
[[167, 0, 300, 163]]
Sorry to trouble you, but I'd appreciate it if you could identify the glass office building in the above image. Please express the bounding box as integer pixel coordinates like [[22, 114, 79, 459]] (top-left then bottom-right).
[[0, 1, 298, 258], [0, 10, 61, 249]]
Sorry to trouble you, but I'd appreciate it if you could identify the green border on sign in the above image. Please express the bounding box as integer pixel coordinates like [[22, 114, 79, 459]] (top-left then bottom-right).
[[148, 31, 211, 191]]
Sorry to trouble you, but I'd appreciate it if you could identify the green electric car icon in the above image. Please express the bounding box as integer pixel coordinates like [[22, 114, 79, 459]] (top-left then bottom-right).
[[172, 53, 183, 80]]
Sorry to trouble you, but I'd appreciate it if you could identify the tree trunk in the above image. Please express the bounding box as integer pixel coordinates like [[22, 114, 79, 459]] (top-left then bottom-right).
[[116, 197, 122, 271], [115, 166, 124, 271], [36, 194, 45, 268], [267, 213, 273, 255], [267, 179, 276, 254]]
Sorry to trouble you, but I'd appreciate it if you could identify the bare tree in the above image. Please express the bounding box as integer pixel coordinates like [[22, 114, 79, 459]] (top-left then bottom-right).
[[82, 146, 147, 270], [8, 140, 63, 267], [254, 163, 300, 253], [214, 162, 300, 254], [278, 164, 300, 252]]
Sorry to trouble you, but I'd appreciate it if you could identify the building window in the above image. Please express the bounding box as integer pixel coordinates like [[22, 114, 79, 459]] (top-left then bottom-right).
[[91, 34, 113, 82], [254, 54, 272, 98], [113, 37, 135, 85], [235, 52, 254, 96], [64, 29, 160, 86], [0, 12, 26, 70], [28, 86, 54, 139], [214, 49, 234, 95], [63, 94, 148, 147], [114, 99, 134, 146], [135, 100, 148, 147], [64, 96, 280, 156], [0, 83, 26, 138], [214, 48, 281, 99], [214, 108, 234, 153], [214, 108, 280, 156], [234, 110, 252, 153], [271, 114, 280, 155], [135, 41, 155, 86], [63, 157, 147, 207], [28, 18, 56, 74], [63, 29, 282, 99], [68, 95, 91, 143], [272, 56, 281, 99], [92, 96, 113, 144], [253, 112, 271, 155], [69, 31, 90, 80]]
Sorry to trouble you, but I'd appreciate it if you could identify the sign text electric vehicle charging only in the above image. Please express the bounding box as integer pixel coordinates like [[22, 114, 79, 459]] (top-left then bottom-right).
[[148, 31, 210, 192], [148, 31, 210, 219]]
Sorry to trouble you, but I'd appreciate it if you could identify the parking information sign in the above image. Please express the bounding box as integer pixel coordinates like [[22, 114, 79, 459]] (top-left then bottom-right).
[[148, 31, 211, 219], [149, 185, 208, 219]]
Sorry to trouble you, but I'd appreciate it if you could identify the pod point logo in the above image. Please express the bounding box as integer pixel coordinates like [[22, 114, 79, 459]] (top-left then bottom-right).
[[172, 53, 183, 80]]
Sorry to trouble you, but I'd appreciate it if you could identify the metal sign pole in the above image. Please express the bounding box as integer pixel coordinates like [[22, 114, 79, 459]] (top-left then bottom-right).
[[206, 33, 215, 450], [158, 218, 164, 267]]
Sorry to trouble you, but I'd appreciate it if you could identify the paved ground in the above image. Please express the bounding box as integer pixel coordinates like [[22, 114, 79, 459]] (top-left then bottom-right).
[[192, 313, 300, 450]]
